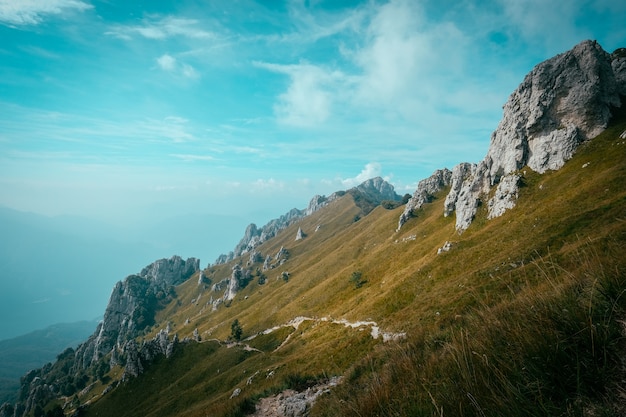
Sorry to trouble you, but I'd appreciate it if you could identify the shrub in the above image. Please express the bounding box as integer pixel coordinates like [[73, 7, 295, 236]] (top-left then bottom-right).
[[350, 271, 366, 289], [230, 319, 243, 341]]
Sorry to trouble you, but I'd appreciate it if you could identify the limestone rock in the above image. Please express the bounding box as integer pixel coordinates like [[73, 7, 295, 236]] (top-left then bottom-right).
[[122, 330, 179, 380], [305, 193, 340, 215], [262, 255, 273, 271], [73, 256, 199, 369], [230, 388, 241, 399], [487, 174, 521, 219], [355, 176, 401, 203], [443, 163, 476, 217], [295, 227, 305, 241], [397, 169, 452, 230], [437, 241, 453, 255], [224, 265, 243, 302], [449, 40, 626, 231]]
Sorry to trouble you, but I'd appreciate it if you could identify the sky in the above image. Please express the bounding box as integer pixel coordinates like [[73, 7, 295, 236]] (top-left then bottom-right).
[[1, 0, 625, 234]]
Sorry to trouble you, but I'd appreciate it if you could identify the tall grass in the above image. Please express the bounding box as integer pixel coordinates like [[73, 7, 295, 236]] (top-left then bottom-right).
[[314, 242, 626, 417]]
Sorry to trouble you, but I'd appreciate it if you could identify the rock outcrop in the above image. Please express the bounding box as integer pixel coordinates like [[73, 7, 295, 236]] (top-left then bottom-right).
[[354, 176, 401, 203], [122, 329, 179, 380], [399, 40, 626, 233], [397, 169, 452, 230], [73, 256, 199, 369]]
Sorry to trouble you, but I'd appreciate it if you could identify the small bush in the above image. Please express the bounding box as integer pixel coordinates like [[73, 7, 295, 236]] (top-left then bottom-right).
[[350, 271, 366, 289], [230, 319, 243, 341]]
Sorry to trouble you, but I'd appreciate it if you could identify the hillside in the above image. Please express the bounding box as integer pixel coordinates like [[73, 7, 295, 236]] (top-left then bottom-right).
[[2, 40, 626, 417]]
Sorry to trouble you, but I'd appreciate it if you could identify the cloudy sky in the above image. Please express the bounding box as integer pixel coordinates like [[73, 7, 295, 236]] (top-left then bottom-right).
[[1, 0, 624, 227]]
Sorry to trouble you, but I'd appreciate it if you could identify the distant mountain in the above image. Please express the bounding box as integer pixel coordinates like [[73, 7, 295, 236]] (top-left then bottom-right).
[[0, 320, 98, 404]]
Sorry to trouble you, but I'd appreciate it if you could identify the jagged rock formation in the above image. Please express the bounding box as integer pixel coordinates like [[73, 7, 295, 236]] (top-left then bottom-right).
[[397, 169, 452, 230], [223, 265, 252, 302], [354, 176, 400, 203], [216, 177, 399, 264], [74, 256, 199, 369], [295, 227, 305, 241], [2, 256, 200, 417], [399, 40, 626, 233], [122, 329, 179, 380]]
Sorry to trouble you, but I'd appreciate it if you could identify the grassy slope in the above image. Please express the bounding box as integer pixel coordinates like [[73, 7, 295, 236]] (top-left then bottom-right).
[[84, 113, 626, 417]]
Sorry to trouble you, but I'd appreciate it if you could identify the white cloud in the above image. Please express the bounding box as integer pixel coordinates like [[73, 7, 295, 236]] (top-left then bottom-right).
[[498, 0, 586, 53], [257, 0, 473, 128], [142, 116, 195, 143], [341, 162, 384, 188], [254, 61, 345, 126], [250, 178, 285, 192], [181, 63, 199, 79], [0, 0, 91, 25], [353, 0, 468, 116], [106, 16, 216, 41], [170, 154, 215, 162], [156, 54, 200, 79], [157, 54, 177, 71]]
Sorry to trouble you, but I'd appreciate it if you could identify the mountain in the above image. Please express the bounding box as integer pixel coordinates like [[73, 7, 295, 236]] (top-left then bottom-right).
[[2, 40, 626, 417], [0, 321, 98, 405], [214, 176, 401, 264]]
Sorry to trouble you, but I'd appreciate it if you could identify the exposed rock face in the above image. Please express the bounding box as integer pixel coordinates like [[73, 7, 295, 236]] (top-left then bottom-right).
[[224, 265, 247, 302], [305, 193, 340, 216], [443, 163, 475, 217], [399, 40, 626, 233], [122, 329, 179, 380], [295, 227, 305, 241], [487, 174, 522, 219], [73, 256, 199, 369], [397, 169, 452, 230], [354, 176, 401, 203]]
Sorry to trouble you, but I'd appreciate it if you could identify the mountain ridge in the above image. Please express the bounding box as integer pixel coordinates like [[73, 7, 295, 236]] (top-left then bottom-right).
[[215, 176, 401, 265], [2, 39, 626, 417]]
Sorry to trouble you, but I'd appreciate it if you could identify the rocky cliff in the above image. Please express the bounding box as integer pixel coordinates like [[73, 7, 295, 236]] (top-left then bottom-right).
[[399, 40, 626, 232], [0, 256, 199, 417], [73, 256, 199, 370]]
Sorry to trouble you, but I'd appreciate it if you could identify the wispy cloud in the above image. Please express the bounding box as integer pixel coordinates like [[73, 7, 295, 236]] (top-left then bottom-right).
[[170, 154, 215, 162], [106, 16, 216, 41], [254, 61, 346, 126], [156, 54, 200, 79], [141, 116, 196, 143], [0, 0, 92, 26], [250, 178, 286, 192], [497, 0, 587, 53]]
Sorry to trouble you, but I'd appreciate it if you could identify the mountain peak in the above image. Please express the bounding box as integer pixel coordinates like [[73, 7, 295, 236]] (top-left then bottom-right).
[[353, 176, 400, 202], [399, 40, 626, 233]]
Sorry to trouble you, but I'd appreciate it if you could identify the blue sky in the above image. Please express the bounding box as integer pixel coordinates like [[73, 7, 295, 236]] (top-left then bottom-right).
[[1, 0, 625, 227]]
